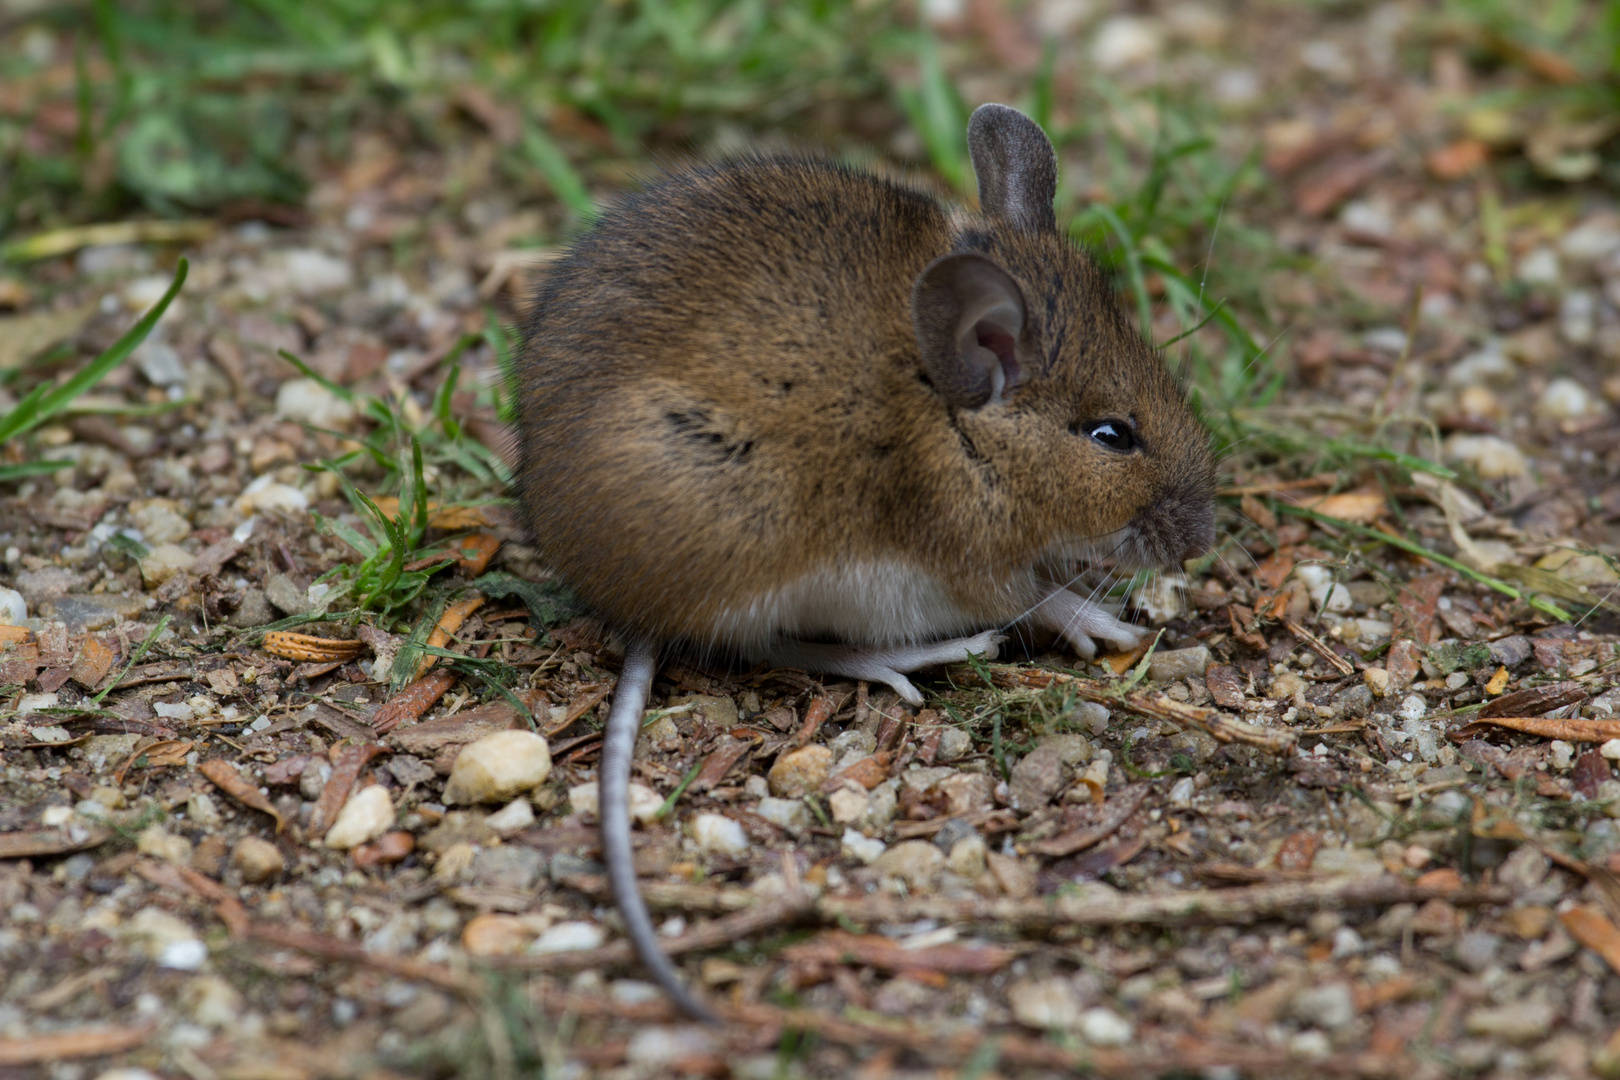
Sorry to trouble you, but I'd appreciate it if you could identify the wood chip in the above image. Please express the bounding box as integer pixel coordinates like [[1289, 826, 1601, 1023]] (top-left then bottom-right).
[[308, 742, 388, 836], [1560, 905, 1620, 974], [262, 632, 365, 663], [0, 1023, 157, 1066], [1028, 784, 1149, 858], [200, 758, 285, 832], [0, 625, 33, 647], [370, 668, 457, 734], [0, 826, 113, 859]]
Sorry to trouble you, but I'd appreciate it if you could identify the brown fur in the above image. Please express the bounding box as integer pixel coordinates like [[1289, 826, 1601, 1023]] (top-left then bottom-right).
[[516, 140, 1214, 654]]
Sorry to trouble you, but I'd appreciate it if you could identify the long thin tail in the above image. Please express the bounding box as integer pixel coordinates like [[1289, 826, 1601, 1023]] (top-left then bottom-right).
[[600, 637, 718, 1022]]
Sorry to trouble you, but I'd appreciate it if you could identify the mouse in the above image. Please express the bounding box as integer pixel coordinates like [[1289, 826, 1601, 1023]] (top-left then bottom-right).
[[514, 103, 1216, 1020]]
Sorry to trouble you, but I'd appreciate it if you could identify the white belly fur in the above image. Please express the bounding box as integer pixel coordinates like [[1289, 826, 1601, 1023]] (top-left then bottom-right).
[[712, 558, 1029, 656]]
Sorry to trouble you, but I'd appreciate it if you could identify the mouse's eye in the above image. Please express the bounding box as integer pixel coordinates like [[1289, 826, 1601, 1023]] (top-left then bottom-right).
[[1079, 419, 1135, 452]]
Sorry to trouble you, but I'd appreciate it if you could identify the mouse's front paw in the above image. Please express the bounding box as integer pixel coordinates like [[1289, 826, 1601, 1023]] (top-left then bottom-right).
[[1031, 588, 1143, 661]]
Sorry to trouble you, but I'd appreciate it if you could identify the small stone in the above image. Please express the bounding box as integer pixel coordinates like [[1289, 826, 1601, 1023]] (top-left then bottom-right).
[[1363, 667, 1391, 697], [264, 572, 312, 616], [230, 837, 285, 884], [1397, 694, 1428, 722], [1465, 1000, 1555, 1044], [0, 586, 25, 624], [567, 781, 661, 823], [1092, 14, 1162, 70], [1148, 645, 1212, 682], [754, 796, 809, 833], [669, 694, 739, 729], [1078, 1007, 1134, 1046], [872, 839, 944, 890], [841, 828, 886, 863], [528, 920, 605, 955], [136, 825, 193, 865], [1603, 740, 1620, 761], [767, 743, 833, 798], [235, 474, 309, 518], [1009, 733, 1091, 810], [28, 722, 70, 741], [987, 851, 1037, 898], [279, 249, 354, 295], [183, 974, 244, 1028], [1537, 377, 1605, 421], [443, 730, 552, 805], [185, 792, 221, 828], [934, 726, 974, 762], [1443, 434, 1528, 479], [138, 543, 196, 588], [626, 1025, 719, 1067], [1009, 977, 1084, 1031], [275, 378, 358, 430], [462, 913, 538, 957], [124, 907, 203, 967], [128, 499, 191, 545], [227, 588, 274, 628], [1516, 246, 1560, 285], [946, 835, 987, 877], [1069, 701, 1111, 736], [828, 784, 870, 825], [1550, 741, 1575, 770], [158, 939, 209, 972], [691, 812, 749, 857], [1455, 931, 1501, 973], [471, 846, 547, 891], [485, 799, 536, 834], [1168, 776, 1195, 809], [1488, 635, 1532, 668], [1290, 983, 1355, 1030], [324, 785, 394, 849], [1560, 214, 1620, 262]]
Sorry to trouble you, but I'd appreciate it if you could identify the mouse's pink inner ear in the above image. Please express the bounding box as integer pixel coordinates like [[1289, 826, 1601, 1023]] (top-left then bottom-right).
[[967, 103, 1058, 234], [911, 252, 1029, 409]]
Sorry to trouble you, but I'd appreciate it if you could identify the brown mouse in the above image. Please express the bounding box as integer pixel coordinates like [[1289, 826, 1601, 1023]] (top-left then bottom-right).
[[514, 104, 1215, 1019]]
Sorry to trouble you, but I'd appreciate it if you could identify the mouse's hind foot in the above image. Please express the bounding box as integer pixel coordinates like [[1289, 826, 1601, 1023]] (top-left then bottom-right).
[[763, 631, 1003, 705], [1030, 587, 1143, 660]]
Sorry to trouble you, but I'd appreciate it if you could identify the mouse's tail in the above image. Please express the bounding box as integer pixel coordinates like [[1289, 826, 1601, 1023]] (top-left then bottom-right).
[[600, 636, 719, 1023]]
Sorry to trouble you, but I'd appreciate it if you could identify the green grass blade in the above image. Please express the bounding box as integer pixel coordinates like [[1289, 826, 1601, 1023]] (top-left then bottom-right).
[[0, 258, 187, 446], [522, 121, 595, 221], [0, 460, 73, 482]]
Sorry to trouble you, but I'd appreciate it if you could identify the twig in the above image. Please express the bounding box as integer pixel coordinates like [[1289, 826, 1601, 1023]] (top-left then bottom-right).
[[1282, 618, 1356, 676]]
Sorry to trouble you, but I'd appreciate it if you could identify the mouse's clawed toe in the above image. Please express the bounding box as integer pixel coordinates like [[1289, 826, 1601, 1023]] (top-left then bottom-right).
[[1031, 586, 1143, 661]]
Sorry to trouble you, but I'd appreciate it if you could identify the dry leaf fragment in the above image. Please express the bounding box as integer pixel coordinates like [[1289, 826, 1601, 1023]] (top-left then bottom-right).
[[369, 497, 494, 530], [415, 595, 486, 679], [1452, 716, 1620, 744], [199, 758, 285, 832], [1426, 139, 1489, 180], [371, 668, 457, 734], [1479, 681, 1588, 719], [1484, 666, 1510, 695], [1560, 905, 1620, 975], [0, 826, 113, 859], [781, 930, 1013, 975], [262, 632, 365, 663], [0, 625, 33, 647], [454, 533, 501, 576], [1299, 490, 1387, 524]]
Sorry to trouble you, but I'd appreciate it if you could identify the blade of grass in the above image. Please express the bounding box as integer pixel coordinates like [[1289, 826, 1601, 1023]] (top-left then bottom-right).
[[521, 120, 595, 221], [93, 615, 171, 703], [0, 258, 186, 445]]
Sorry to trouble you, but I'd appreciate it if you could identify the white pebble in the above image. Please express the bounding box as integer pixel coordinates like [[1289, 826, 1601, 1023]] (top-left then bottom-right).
[[153, 701, 196, 722], [1444, 434, 1528, 479], [279, 249, 354, 295], [1168, 776, 1195, 809], [842, 828, 886, 864], [567, 781, 662, 823], [158, 938, 209, 971], [1516, 246, 1560, 285], [754, 796, 809, 833], [1398, 694, 1428, 722], [1092, 15, 1162, 71], [41, 805, 73, 827], [528, 920, 605, 954], [626, 1025, 718, 1066], [1078, 1007, 1134, 1046], [0, 586, 26, 624], [1551, 741, 1576, 770], [323, 785, 395, 849], [443, 730, 552, 805], [275, 378, 358, 430], [235, 474, 309, 518], [691, 812, 749, 857], [1600, 739, 1620, 761], [484, 799, 535, 834], [1537, 377, 1604, 420], [1009, 977, 1084, 1031]]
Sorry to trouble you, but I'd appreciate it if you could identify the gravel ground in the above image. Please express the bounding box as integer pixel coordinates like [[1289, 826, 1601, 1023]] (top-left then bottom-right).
[[2, 1, 1620, 1078]]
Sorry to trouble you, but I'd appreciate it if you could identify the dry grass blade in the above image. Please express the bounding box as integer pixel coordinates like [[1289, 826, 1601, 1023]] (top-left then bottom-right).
[[414, 595, 486, 679], [199, 759, 285, 831], [1560, 906, 1620, 974], [261, 632, 365, 663]]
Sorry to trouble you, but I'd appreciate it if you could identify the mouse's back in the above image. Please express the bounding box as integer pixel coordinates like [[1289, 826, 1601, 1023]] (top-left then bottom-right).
[[515, 159, 968, 647]]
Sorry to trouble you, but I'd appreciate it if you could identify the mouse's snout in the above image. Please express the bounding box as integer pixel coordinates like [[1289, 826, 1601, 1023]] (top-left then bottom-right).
[[1124, 474, 1216, 568]]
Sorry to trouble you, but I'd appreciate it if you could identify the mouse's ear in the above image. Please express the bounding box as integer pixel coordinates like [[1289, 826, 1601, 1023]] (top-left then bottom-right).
[[912, 252, 1030, 409], [967, 104, 1057, 233]]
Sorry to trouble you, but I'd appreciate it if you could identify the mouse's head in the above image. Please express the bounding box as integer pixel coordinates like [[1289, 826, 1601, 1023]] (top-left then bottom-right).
[[911, 104, 1215, 573]]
